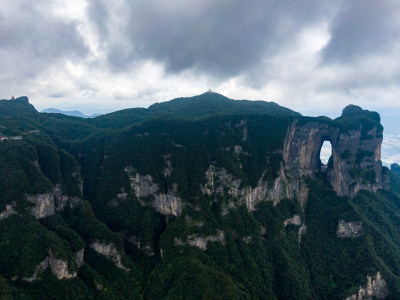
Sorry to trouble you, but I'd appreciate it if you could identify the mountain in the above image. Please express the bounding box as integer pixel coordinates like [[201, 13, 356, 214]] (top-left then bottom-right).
[[0, 94, 399, 299], [41, 108, 101, 118]]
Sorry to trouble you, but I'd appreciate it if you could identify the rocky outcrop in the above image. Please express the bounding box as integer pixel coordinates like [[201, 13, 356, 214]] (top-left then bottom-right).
[[284, 215, 302, 228], [153, 193, 183, 216], [123, 234, 155, 256], [125, 167, 159, 199], [345, 272, 389, 300], [0, 203, 16, 220], [125, 166, 183, 216], [22, 257, 49, 282], [75, 249, 84, 267], [49, 255, 77, 280], [23, 248, 83, 281], [54, 183, 82, 212], [336, 220, 364, 238], [125, 106, 383, 216], [90, 242, 129, 271], [163, 154, 173, 177], [201, 165, 241, 198], [281, 105, 384, 204], [283, 215, 306, 243], [175, 230, 225, 251], [27, 183, 82, 218], [27, 192, 55, 219], [201, 164, 290, 213], [298, 224, 307, 243], [54, 185, 69, 211]]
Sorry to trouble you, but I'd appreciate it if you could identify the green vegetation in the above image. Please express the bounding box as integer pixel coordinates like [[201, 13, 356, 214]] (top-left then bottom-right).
[[0, 94, 399, 299]]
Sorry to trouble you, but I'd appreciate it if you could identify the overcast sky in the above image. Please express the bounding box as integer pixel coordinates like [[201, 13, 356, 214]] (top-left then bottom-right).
[[1, 0, 400, 117]]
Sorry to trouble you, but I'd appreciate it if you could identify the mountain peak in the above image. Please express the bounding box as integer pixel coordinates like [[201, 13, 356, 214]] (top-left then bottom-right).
[[341, 104, 363, 116]]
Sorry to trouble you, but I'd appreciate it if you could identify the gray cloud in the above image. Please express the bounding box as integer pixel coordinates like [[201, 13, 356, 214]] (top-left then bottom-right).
[[1, 0, 400, 120], [87, 0, 109, 38], [89, 0, 333, 76], [322, 0, 400, 63], [0, 0, 88, 81]]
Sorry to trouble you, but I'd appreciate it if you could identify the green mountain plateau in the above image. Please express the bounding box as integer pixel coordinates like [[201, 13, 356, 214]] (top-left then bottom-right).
[[0, 93, 399, 299]]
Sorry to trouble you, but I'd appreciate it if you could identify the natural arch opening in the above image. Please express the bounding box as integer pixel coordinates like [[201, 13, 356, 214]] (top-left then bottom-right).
[[319, 140, 332, 171]]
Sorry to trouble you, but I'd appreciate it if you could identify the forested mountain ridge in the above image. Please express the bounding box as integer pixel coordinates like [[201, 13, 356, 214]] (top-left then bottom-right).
[[0, 93, 399, 299]]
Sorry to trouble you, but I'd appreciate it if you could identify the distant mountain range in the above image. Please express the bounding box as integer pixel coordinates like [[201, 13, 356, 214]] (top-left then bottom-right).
[[41, 108, 101, 118]]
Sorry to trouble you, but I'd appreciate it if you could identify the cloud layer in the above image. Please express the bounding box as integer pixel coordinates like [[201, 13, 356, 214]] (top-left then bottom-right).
[[0, 0, 399, 117]]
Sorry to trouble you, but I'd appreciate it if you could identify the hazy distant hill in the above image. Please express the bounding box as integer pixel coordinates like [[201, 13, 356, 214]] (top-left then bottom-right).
[[41, 108, 101, 118]]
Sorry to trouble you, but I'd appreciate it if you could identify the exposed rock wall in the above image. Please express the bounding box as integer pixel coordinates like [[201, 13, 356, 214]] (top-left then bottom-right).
[[49, 254, 77, 280], [345, 272, 389, 300], [336, 220, 364, 238], [328, 126, 383, 199], [283, 215, 302, 228], [124, 166, 183, 216], [0, 203, 16, 220], [22, 257, 49, 282], [298, 224, 307, 243], [27, 192, 55, 219], [153, 193, 183, 216], [27, 183, 82, 218], [91, 241, 129, 271], [23, 248, 83, 281], [75, 249, 85, 267], [281, 106, 384, 203], [127, 106, 383, 216], [175, 230, 225, 251], [201, 164, 290, 212]]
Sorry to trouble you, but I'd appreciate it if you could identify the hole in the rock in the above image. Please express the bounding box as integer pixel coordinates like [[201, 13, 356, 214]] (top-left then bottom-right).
[[320, 140, 332, 166]]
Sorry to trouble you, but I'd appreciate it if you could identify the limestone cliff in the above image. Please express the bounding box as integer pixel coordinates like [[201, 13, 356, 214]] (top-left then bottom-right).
[[124, 166, 183, 216], [281, 105, 384, 204], [198, 106, 384, 213], [22, 248, 83, 281], [27, 184, 82, 219], [283, 215, 302, 228], [0, 203, 16, 220], [90, 241, 129, 271], [336, 220, 364, 238], [345, 272, 389, 300], [27, 192, 55, 219], [175, 230, 225, 251], [201, 164, 290, 213]]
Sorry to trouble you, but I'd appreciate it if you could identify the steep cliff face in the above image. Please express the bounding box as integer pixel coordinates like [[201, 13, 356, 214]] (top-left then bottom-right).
[[27, 192, 55, 219], [284, 215, 302, 228], [90, 241, 129, 271], [27, 184, 83, 219], [328, 125, 383, 199], [125, 166, 183, 216], [0, 203, 16, 220], [336, 220, 364, 238], [201, 164, 290, 212], [281, 105, 384, 203], [22, 248, 83, 281], [175, 230, 225, 251], [345, 272, 389, 300]]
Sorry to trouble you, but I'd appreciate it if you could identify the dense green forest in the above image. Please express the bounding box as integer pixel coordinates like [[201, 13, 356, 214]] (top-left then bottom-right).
[[0, 93, 399, 299]]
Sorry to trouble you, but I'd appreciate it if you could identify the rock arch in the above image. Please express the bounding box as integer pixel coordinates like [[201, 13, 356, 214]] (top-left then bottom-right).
[[281, 106, 384, 202]]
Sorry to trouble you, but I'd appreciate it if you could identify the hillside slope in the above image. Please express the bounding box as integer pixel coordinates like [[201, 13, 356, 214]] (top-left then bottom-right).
[[0, 94, 398, 299]]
